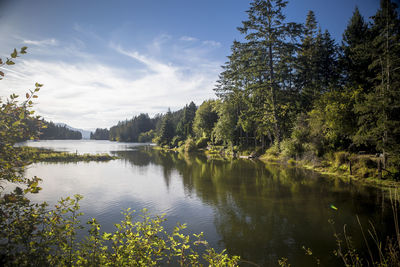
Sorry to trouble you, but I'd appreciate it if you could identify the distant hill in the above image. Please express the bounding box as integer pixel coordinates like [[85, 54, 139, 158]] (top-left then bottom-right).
[[55, 123, 92, 139]]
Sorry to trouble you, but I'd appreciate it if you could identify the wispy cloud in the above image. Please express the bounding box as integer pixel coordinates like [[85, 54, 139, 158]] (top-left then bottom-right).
[[23, 38, 58, 47], [0, 34, 223, 130], [180, 36, 198, 42], [202, 40, 221, 47]]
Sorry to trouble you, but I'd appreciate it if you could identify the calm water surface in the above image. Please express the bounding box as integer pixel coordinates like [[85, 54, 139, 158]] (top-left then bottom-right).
[[16, 140, 394, 266]]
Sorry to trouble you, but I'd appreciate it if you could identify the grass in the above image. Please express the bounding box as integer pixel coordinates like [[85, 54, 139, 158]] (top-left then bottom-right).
[[259, 150, 400, 191], [20, 147, 118, 162]]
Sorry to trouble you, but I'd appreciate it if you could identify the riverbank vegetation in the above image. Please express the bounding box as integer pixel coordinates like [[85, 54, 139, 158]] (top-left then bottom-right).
[[19, 147, 117, 162]]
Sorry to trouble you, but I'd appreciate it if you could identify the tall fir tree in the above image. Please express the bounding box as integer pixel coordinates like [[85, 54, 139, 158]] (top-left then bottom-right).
[[354, 0, 400, 167], [237, 0, 301, 144], [158, 109, 175, 146], [341, 6, 372, 89], [296, 11, 338, 111]]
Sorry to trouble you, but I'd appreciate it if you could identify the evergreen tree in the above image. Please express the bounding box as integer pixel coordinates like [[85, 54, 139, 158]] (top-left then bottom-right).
[[296, 11, 338, 111], [157, 110, 175, 146], [237, 0, 301, 144], [354, 0, 400, 167], [341, 6, 372, 89], [176, 101, 197, 139], [90, 128, 109, 140]]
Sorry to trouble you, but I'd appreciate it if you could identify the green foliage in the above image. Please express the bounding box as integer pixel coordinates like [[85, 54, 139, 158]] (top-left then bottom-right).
[[280, 139, 298, 159], [196, 136, 209, 149], [0, 48, 43, 184], [265, 142, 280, 157], [90, 128, 109, 140], [212, 100, 237, 146], [334, 151, 349, 167], [138, 129, 155, 143], [184, 137, 197, 153], [171, 135, 182, 148], [109, 113, 157, 142], [176, 101, 197, 139], [193, 100, 218, 139], [40, 121, 82, 140], [157, 110, 175, 147], [21, 147, 117, 162]]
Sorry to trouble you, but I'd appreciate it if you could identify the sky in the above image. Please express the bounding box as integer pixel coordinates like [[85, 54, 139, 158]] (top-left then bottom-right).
[[0, 0, 383, 130]]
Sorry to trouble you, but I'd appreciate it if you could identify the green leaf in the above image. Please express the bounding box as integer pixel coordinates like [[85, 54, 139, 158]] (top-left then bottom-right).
[[6, 59, 15, 65], [11, 48, 18, 58], [20, 46, 28, 54], [19, 112, 25, 119]]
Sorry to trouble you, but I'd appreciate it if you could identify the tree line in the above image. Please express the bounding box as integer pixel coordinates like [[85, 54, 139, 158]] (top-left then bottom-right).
[[39, 121, 82, 140]]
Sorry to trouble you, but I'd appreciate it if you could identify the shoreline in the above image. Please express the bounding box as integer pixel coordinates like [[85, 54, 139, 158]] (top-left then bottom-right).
[[154, 144, 399, 192]]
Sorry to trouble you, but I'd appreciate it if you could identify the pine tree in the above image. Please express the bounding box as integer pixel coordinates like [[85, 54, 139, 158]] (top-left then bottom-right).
[[158, 110, 175, 146], [236, 0, 301, 144], [354, 0, 400, 167], [296, 11, 338, 111], [341, 6, 371, 89]]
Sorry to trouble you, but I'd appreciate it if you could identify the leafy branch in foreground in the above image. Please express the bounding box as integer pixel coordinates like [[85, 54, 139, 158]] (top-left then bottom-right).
[[1, 195, 240, 266]]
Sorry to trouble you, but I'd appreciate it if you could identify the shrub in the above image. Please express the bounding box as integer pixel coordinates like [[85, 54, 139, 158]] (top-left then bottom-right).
[[184, 137, 197, 152], [171, 135, 182, 147], [280, 139, 297, 158], [287, 158, 296, 166], [334, 151, 349, 167], [265, 142, 280, 156], [196, 136, 209, 149]]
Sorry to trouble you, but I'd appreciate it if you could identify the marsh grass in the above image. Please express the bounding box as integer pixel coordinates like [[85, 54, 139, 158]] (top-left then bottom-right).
[[19, 147, 118, 162], [331, 190, 400, 266], [290, 190, 400, 266]]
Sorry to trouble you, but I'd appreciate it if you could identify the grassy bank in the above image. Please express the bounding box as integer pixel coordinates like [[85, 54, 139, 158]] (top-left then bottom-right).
[[154, 143, 399, 190], [20, 147, 118, 162], [259, 150, 400, 190]]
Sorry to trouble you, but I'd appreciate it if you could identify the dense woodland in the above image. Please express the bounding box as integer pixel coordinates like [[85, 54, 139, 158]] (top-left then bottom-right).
[[93, 0, 400, 171], [39, 121, 82, 140]]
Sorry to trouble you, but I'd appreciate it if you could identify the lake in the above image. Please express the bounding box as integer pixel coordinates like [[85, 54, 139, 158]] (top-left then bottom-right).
[[16, 140, 394, 266]]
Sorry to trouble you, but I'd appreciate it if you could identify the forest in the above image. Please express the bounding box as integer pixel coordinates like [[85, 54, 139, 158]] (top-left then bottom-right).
[[39, 121, 82, 140], [93, 0, 400, 174]]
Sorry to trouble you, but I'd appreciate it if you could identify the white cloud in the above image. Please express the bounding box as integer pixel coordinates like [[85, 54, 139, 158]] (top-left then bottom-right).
[[202, 40, 221, 47], [0, 35, 223, 130], [23, 38, 58, 47], [180, 36, 198, 42]]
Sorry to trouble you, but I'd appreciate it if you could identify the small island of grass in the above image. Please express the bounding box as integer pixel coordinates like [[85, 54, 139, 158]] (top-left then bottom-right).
[[20, 147, 118, 162]]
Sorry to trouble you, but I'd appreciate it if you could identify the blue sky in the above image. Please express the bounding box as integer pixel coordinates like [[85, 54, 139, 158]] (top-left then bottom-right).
[[0, 0, 381, 130]]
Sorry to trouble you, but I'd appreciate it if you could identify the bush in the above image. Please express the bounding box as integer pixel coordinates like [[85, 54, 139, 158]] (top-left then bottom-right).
[[138, 129, 155, 143], [280, 139, 298, 158], [184, 137, 197, 152], [171, 135, 182, 147], [265, 142, 280, 156], [334, 151, 349, 167], [1, 196, 240, 266], [196, 136, 209, 149]]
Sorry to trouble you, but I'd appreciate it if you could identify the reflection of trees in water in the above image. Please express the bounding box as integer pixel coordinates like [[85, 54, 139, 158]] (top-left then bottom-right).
[[116, 148, 391, 266]]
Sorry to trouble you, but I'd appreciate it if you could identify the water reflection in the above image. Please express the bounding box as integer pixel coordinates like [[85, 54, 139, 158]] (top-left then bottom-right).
[[24, 142, 393, 266]]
